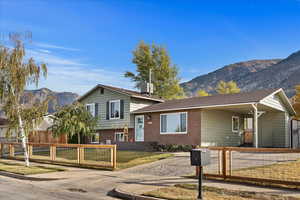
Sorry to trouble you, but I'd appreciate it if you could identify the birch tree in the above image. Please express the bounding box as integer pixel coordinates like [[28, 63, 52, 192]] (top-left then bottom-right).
[[0, 39, 48, 166]]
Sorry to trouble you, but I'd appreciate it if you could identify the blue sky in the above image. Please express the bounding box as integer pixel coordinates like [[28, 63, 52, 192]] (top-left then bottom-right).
[[1, 0, 300, 94]]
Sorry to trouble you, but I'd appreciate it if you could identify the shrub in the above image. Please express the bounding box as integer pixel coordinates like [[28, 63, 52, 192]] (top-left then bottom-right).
[[152, 144, 194, 152]]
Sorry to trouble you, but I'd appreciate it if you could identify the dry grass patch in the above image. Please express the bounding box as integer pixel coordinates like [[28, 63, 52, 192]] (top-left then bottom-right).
[[233, 159, 300, 182], [0, 161, 65, 175], [144, 185, 256, 200], [117, 151, 173, 169], [144, 184, 298, 200]]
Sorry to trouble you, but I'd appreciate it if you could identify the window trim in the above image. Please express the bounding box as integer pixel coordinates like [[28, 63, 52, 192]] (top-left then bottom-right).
[[109, 100, 121, 120], [115, 132, 125, 142], [86, 103, 95, 117], [160, 112, 188, 135], [232, 116, 240, 133]]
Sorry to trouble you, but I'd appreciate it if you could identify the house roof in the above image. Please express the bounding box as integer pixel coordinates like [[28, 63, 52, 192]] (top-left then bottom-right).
[[78, 84, 164, 102], [133, 88, 295, 114]]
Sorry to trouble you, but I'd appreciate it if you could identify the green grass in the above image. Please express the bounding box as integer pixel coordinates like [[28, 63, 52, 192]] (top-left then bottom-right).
[[30, 148, 173, 169], [0, 161, 65, 175]]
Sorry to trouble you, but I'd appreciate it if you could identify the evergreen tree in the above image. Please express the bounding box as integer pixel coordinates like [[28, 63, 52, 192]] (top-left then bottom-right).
[[125, 41, 184, 99], [216, 80, 240, 94]]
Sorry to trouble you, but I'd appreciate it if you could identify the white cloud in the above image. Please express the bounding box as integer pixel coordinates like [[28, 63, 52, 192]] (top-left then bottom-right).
[[27, 49, 84, 66], [33, 42, 80, 52], [37, 49, 51, 54], [26, 48, 134, 95]]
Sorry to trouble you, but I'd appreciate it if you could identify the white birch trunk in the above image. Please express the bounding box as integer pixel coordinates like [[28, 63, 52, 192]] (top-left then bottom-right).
[[17, 110, 30, 167]]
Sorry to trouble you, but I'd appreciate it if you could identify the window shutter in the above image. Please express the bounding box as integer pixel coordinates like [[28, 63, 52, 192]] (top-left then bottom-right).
[[120, 100, 124, 119], [106, 101, 109, 120], [95, 103, 99, 117]]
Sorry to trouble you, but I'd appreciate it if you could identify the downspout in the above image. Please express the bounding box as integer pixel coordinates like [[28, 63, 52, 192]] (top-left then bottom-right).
[[251, 103, 258, 148]]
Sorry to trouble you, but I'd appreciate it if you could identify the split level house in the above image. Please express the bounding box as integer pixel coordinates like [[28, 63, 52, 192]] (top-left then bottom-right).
[[78, 84, 164, 144], [80, 85, 295, 148]]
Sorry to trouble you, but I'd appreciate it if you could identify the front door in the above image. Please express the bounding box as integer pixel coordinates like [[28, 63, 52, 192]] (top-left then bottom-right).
[[135, 115, 144, 142]]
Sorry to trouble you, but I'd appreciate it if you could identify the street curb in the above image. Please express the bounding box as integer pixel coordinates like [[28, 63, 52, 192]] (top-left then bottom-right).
[[110, 188, 163, 200], [0, 171, 62, 181]]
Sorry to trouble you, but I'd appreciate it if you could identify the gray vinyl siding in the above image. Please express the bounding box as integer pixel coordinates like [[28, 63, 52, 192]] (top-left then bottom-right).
[[80, 87, 131, 130], [80, 88, 157, 130], [258, 111, 289, 147], [260, 94, 286, 112], [201, 110, 243, 147]]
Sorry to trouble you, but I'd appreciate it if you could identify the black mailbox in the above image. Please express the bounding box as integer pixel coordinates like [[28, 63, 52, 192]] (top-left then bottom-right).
[[190, 149, 210, 166]]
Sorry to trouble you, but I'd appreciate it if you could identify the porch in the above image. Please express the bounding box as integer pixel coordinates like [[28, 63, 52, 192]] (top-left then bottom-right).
[[201, 103, 290, 148]]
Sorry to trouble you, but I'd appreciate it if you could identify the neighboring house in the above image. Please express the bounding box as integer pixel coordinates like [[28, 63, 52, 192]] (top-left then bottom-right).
[[0, 115, 67, 144], [0, 118, 17, 142], [28, 115, 67, 144], [78, 84, 164, 144], [133, 89, 296, 148]]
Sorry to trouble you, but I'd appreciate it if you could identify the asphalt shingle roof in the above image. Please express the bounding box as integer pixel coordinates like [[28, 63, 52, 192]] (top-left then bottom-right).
[[133, 89, 279, 113], [78, 84, 164, 102]]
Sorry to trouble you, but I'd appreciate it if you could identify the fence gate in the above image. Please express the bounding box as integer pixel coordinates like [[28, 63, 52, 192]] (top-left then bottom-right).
[[291, 120, 300, 149]]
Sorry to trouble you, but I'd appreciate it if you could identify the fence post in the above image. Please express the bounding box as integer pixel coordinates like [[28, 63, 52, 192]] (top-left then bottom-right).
[[28, 144, 32, 158], [0, 143, 3, 158], [222, 148, 227, 179], [77, 146, 80, 164], [79, 147, 85, 164], [228, 150, 232, 176], [50, 145, 56, 161], [9, 144, 14, 157], [112, 145, 117, 169], [218, 150, 222, 175]]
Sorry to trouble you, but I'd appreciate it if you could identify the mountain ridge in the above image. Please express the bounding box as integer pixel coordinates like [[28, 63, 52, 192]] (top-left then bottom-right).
[[22, 88, 79, 113], [181, 50, 300, 97]]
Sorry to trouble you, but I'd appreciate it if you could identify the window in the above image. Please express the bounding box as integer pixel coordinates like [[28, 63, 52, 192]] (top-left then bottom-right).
[[115, 132, 124, 142], [160, 112, 187, 134], [109, 100, 120, 119], [100, 88, 104, 94], [90, 133, 99, 143], [244, 117, 253, 130], [232, 116, 239, 132], [86, 103, 95, 117]]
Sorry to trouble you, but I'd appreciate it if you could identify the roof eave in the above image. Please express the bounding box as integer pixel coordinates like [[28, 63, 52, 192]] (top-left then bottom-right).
[[132, 102, 258, 114]]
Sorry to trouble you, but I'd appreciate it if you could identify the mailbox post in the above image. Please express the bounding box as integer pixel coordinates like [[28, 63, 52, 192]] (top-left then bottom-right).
[[190, 149, 210, 200]]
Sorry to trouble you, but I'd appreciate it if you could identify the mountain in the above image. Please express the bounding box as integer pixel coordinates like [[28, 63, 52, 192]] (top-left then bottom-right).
[[22, 88, 79, 113], [181, 50, 300, 97]]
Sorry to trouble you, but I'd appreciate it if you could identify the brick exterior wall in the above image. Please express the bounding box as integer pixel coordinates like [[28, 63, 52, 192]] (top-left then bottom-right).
[[96, 128, 135, 143], [142, 109, 201, 145]]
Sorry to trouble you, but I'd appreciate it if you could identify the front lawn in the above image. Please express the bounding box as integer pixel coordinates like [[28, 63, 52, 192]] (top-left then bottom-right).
[[144, 184, 287, 200], [117, 151, 172, 169], [0, 161, 65, 175], [233, 159, 300, 182], [29, 148, 173, 169]]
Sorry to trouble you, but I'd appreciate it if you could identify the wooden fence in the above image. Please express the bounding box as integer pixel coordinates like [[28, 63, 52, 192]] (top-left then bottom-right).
[[0, 142, 117, 169], [201, 147, 300, 187]]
